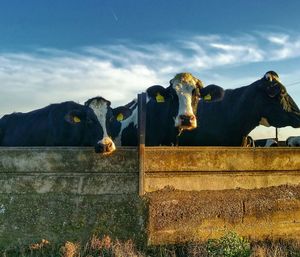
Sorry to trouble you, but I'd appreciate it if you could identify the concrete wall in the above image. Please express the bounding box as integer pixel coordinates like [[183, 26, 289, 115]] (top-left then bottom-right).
[[143, 147, 300, 192], [0, 147, 146, 248], [1, 146, 300, 247], [143, 147, 300, 245]]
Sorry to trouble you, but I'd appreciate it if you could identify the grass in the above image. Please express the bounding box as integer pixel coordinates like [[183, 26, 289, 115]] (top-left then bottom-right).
[[1, 233, 300, 257]]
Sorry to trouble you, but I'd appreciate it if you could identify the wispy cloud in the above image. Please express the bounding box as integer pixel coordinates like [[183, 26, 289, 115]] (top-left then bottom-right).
[[1, 31, 300, 119]]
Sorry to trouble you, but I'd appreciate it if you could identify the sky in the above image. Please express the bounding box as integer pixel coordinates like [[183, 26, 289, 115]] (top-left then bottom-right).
[[1, 0, 300, 140]]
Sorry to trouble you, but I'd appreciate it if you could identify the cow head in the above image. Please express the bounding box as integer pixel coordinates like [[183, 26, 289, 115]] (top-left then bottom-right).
[[64, 107, 113, 153], [84, 97, 116, 154], [112, 106, 133, 122], [169, 73, 203, 130], [257, 71, 300, 128]]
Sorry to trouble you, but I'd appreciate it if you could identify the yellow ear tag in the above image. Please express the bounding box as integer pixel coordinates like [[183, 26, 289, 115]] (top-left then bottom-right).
[[204, 94, 212, 101], [156, 92, 165, 103], [116, 113, 124, 121], [73, 116, 81, 123]]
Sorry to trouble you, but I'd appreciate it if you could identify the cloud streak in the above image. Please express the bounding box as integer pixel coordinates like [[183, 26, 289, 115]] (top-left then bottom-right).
[[1, 31, 300, 120]]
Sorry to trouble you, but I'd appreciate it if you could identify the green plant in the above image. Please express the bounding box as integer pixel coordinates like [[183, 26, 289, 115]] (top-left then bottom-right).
[[207, 231, 251, 257]]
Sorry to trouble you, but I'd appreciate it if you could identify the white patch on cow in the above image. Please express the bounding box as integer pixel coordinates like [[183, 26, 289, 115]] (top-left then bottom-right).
[[88, 99, 116, 152], [265, 139, 277, 147], [114, 106, 138, 146], [170, 73, 202, 129], [259, 117, 271, 127], [264, 72, 280, 82], [127, 98, 138, 110]]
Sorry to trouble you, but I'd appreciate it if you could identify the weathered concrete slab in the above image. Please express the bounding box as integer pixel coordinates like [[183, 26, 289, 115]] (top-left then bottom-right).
[[1, 146, 300, 248], [144, 147, 300, 191], [147, 185, 300, 245], [0, 173, 138, 194], [144, 147, 300, 172], [0, 194, 146, 248], [0, 147, 138, 173], [0, 147, 142, 248]]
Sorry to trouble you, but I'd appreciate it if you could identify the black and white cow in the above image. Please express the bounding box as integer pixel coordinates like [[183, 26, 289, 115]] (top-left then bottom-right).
[[89, 73, 206, 146], [0, 101, 115, 154], [84, 96, 117, 152], [255, 138, 278, 147], [106, 78, 225, 146], [178, 71, 300, 146], [286, 136, 300, 146]]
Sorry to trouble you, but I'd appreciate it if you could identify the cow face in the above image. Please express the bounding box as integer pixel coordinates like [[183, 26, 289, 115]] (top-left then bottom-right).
[[64, 107, 114, 153], [84, 97, 116, 154], [258, 71, 300, 128], [169, 73, 203, 130]]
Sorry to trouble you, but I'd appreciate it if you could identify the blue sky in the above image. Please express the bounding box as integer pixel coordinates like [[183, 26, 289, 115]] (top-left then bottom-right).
[[1, 0, 300, 139]]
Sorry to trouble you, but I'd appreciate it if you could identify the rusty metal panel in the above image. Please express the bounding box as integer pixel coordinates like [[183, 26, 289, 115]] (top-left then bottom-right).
[[144, 147, 300, 172]]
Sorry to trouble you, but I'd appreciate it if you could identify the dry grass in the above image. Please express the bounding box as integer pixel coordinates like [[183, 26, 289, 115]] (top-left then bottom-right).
[[250, 239, 300, 257], [1, 235, 300, 257]]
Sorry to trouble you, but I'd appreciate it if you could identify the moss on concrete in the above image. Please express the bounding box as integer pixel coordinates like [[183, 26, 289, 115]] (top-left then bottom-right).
[[0, 193, 147, 249]]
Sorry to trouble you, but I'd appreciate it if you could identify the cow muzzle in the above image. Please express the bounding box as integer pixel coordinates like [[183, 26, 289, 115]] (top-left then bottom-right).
[[177, 114, 197, 130], [94, 138, 116, 155]]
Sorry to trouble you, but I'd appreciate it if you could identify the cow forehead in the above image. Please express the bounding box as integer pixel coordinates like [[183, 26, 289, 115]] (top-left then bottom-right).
[[265, 71, 280, 82], [171, 73, 202, 91], [88, 99, 109, 111]]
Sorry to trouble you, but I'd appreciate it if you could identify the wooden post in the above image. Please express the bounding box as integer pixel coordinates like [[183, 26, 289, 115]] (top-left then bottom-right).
[[138, 93, 146, 196], [275, 127, 279, 142]]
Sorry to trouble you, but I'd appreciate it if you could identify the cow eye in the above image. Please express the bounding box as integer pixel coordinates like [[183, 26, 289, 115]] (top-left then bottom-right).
[[266, 83, 281, 98]]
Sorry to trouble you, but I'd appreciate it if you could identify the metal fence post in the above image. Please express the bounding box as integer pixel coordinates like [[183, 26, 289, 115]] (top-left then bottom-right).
[[138, 92, 146, 196]]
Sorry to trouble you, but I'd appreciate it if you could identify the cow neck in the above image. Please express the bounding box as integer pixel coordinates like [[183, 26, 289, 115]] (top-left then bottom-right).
[[222, 84, 262, 140], [114, 106, 138, 146]]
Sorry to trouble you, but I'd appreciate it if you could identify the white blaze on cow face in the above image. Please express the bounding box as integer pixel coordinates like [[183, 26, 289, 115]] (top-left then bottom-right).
[[86, 98, 116, 154], [170, 73, 203, 130]]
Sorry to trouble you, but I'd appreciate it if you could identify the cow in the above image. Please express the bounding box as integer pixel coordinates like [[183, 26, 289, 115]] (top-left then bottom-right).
[[241, 135, 255, 147], [88, 73, 207, 146], [84, 96, 118, 152], [286, 136, 300, 146], [177, 71, 300, 146], [255, 138, 278, 147], [105, 82, 225, 146], [112, 99, 136, 122], [0, 101, 115, 154]]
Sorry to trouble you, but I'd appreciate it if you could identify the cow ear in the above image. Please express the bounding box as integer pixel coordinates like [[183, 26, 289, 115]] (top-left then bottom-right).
[[196, 78, 204, 89], [147, 85, 169, 103], [264, 71, 280, 82], [200, 84, 225, 101], [65, 110, 85, 124], [112, 107, 132, 121]]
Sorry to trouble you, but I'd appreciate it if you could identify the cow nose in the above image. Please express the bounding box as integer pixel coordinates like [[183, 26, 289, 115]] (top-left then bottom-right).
[[94, 141, 116, 154], [179, 114, 196, 126]]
